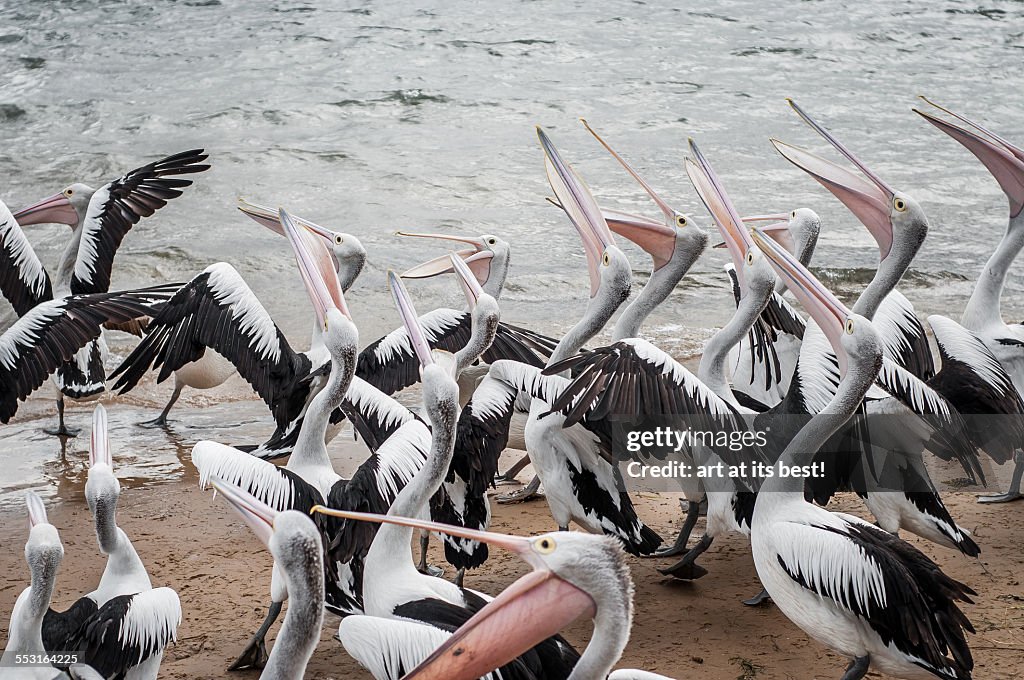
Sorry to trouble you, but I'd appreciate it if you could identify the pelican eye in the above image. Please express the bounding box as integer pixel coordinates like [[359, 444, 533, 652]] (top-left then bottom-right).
[[602, 252, 611, 266], [893, 197, 907, 212], [845, 318, 855, 335], [791, 210, 796, 219], [335, 234, 344, 245], [745, 250, 755, 265], [487, 237, 496, 245], [534, 536, 557, 554], [65, 189, 73, 197], [675, 214, 687, 227]]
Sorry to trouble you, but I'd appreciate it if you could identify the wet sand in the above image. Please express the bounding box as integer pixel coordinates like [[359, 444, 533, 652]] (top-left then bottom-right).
[[1, 393, 1023, 680]]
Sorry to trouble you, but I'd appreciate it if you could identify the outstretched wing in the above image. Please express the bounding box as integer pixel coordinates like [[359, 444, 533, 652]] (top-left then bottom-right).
[[874, 290, 935, 382], [71, 149, 210, 295], [0, 203, 52, 315], [356, 308, 558, 397], [0, 284, 177, 423], [110, 263, 312, 429], [191, 440, 323, 512]]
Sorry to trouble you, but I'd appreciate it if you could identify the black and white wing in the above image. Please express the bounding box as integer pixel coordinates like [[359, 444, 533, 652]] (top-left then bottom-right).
[[338, 616, 513, 680], [191, 440, 323, 512], [926, 314, 1024, 465], [726, 264, 805, 406], [340, 376, 422, 452], [356, 308, 558, 397], [541, 339, 752, 466], [773, 515, 974, 679], [110, 263, 314, 429], [43, 597, 99, 655], [0, 284, 177, 423], [70, 149, 210, 295], [66, 588, 181, 678], [0, 203, 52, 316], [875, 290, 935, 382]]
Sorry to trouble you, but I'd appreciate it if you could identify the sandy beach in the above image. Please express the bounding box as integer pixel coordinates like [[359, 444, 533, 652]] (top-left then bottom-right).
[[1, 386, 1022, 679]]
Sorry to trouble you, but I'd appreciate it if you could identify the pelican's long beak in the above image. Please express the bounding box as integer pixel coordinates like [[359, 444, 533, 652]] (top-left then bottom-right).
[[537, 126, 616, 298], [686, 139, 754, 286], [26, 490, 48, 529], [580, 119, 680, 271], [449, 252, 483, 308], [279, 208, 351, 326], [388, 271, 433, 369], [13, 192, 79, 227], [210, 477, 277, 549], [89, 404, 112, 469], [914, 98, 1024, 218], [240, 198, 347, 270], [309, 506, 596, 680], [752, 227, 850, 370], [774, 100, 897, 258], [398, 232, 494, 287]]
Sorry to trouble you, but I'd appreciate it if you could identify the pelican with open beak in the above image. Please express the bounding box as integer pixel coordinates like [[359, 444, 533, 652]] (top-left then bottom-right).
[[398, 231, 509, 299], [238, 198, 366, 292], [311, 506, 676, 680]]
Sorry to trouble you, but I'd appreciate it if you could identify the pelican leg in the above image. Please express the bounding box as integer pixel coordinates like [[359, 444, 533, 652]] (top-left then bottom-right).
[[648, 499, 701, 558], [742, 587, 772, 607], [977, 450, 1024, 503], [496, 475, 543, 504], [139, 384, 182, 428], [416, 530, 444, 578], [44, 396, 80, 437], [454, 567, 466, 589], [658, 533, 712, 580], [840, 656, 870, 680], [228, 600, 282, 671], [494, 453, 531, 485]]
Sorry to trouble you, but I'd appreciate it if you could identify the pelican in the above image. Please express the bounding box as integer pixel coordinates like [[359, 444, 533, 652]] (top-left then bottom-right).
[[2, 492, 103, 680], [207, 480, 325, 680], [9, 149, 209, 435], [0, 245, 177, 426], [42, 405, 180, 679], [109, 200, 367, 429], [319, 228, 580, 679], [749, 226, 975, 680], [915, 97, 1024, 503], [773, 99, 1018, 551], [311, 509, 677, 680]]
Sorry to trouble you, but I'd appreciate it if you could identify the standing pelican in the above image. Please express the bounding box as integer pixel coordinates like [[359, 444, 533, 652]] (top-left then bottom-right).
[[42, 405, 180, 679], [915, 97, 1024, 503], [10, 150, 209, 435], [2, 493, 103, 680], [749, 227, 975, 680]]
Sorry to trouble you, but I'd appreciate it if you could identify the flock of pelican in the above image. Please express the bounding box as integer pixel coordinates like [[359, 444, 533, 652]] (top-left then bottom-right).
[[2, 96, 1023, 679]]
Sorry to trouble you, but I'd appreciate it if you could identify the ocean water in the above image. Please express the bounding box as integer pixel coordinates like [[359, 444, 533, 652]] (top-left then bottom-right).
[[1, 0, 1023, 502]]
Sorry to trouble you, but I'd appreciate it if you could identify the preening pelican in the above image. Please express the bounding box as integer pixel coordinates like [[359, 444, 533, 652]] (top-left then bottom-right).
[[10, 150, 209, 435], [749, 226, 975, 680]]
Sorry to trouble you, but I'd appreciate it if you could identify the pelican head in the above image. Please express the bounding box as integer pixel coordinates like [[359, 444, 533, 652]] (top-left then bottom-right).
[[84, 404, 121, 555], [398, 231, 511, 299], [773, 100, 927, 266], [238, 199, 367, 292], [914, 97, 1024, 219], [740, 209, 821, 294], [309, 508, 634, 680], [687, 138, 776, 304], [537, 126, 632, 310], [753, 226, 881, 380], [278, 207, 358, 369], [13, 182, 93, 229], [24, 491, 62, 581], [580, 118, 709, 276]]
